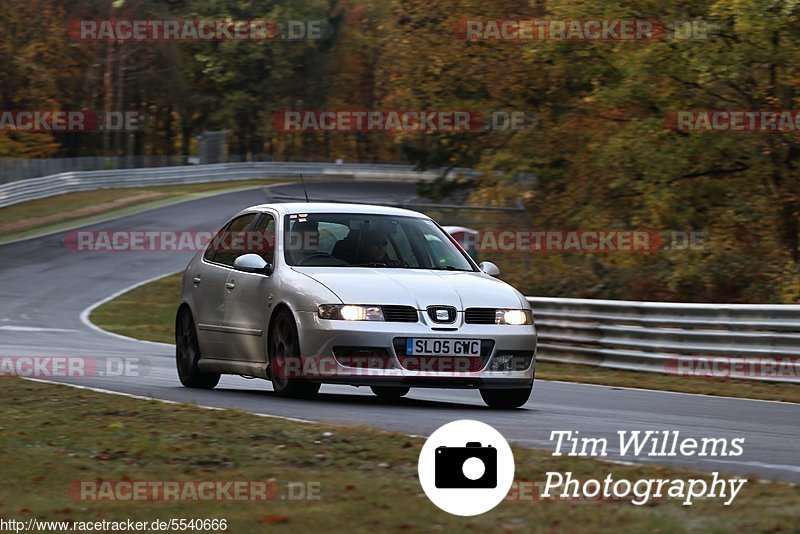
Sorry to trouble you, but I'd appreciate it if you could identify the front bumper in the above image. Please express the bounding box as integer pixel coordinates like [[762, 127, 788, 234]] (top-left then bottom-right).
[[292, 311, 537, 389]]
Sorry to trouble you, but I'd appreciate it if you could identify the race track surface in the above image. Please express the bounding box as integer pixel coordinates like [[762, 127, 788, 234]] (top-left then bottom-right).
[[1, 183, 798, 483]]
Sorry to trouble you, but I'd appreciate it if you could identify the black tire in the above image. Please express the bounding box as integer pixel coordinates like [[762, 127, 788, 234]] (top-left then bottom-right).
[[370, 386, 410, 399], [176, 308, 220, 389], [480, 386, 532, 409], [268, 309, 321, 398]]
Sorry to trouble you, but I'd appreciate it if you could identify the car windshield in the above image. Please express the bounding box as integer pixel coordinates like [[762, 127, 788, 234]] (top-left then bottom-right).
[[283, 213, 475, 271]]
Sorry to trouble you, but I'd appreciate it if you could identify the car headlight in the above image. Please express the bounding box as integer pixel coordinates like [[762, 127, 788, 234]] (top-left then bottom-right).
[[495, 309, 533, 325], [318, 304, 385, 321]]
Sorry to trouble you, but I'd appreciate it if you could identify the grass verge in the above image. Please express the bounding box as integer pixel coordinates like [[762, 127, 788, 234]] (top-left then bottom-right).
[[90, 273, 183, 345], [0, 178, 288, 243], [91, 273, 800, 404], [535, 363, 799, 404], [0, 378, 797, 531]]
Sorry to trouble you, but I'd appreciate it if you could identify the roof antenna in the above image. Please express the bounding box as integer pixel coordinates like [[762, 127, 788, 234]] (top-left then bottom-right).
[[300, 174, 310, 202]]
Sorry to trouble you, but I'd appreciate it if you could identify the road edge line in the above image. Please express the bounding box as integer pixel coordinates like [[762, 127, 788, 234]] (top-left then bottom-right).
[[21, 376, 318, 424], [79, 270, 180, 348]]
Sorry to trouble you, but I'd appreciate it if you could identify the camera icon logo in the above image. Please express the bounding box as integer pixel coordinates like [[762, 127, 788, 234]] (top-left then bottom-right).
[[418, 420, 514, 516], [435, 442, 497, 488]]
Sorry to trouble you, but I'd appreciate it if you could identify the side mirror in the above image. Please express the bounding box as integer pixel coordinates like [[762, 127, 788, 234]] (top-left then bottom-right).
[[479, 261, 500, 277], [233, 254, 272, 275]]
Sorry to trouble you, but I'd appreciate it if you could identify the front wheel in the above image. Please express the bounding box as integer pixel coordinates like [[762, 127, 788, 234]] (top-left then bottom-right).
[[176, 309, 220, 389], [480, 386, 532, 409], [268, 309, 320, 399], [370, 386, 410, 399]]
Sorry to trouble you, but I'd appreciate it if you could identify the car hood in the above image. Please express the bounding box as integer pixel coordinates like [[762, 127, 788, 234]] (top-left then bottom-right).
[[292, 267, 526, 310]]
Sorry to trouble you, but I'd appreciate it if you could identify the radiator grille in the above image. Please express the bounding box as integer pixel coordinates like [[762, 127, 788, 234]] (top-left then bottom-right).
[[465, 308, 497, 324], [381, 305, 419, 323]]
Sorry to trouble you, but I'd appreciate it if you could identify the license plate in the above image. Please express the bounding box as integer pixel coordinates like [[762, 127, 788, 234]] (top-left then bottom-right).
[[406, 338, 481, 357]]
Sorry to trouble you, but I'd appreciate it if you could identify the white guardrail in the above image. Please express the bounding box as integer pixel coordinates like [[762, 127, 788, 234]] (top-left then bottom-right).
[[0, 162, 474, 208], [2, 162, 798, 382], [528, 297, 800, 383]]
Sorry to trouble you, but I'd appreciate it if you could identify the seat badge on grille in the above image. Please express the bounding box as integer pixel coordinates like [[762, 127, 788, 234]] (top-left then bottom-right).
[[427, 306, 456, 323]]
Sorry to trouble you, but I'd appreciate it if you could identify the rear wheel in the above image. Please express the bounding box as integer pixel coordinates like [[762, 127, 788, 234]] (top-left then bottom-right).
[[370, 386, 410, 399], [268, 309, 320, 398], [176, 309, 220, 389], [480, 386, 532, 409]]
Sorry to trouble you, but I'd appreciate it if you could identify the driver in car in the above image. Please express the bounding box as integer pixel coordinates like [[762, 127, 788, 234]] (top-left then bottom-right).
[[355, 229, 397, 266]]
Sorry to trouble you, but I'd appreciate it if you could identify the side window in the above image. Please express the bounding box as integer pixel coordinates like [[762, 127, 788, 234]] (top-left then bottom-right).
[[249, 213, 276, 265], [205, 213, 258, 266]]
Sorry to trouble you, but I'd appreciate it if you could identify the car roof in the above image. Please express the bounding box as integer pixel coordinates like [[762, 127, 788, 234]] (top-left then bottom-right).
[[442, 225, 479, 235], [245, 202, 429, 218]]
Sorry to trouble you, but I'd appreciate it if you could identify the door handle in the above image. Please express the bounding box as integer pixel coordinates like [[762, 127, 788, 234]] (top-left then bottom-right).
[[192, 277, 202, 285], [225, 281, 236, 290]]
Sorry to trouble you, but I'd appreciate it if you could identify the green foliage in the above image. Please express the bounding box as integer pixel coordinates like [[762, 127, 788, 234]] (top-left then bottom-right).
[[4, 0, 800, 302]]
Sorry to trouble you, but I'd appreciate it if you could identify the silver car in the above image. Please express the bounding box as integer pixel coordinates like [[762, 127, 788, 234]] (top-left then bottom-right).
[[176, 202, 536, 408]]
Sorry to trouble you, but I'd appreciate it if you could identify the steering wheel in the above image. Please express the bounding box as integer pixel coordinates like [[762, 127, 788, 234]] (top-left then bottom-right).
[[299, 252, 342, 266]]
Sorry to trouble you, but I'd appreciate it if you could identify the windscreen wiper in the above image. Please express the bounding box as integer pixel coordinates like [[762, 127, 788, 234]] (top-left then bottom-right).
[[434, 265, 469, 271], [352, 262, 388, 267]]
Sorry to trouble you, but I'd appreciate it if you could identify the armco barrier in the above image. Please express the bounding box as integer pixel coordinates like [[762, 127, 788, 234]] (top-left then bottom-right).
[[0, 162, 474, 208], [528, 297, 800, 383], [4, 161, 797, 383]]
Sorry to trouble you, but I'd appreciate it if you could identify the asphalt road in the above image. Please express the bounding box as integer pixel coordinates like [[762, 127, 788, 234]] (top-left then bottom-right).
[[1, 182, 798, 484]]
